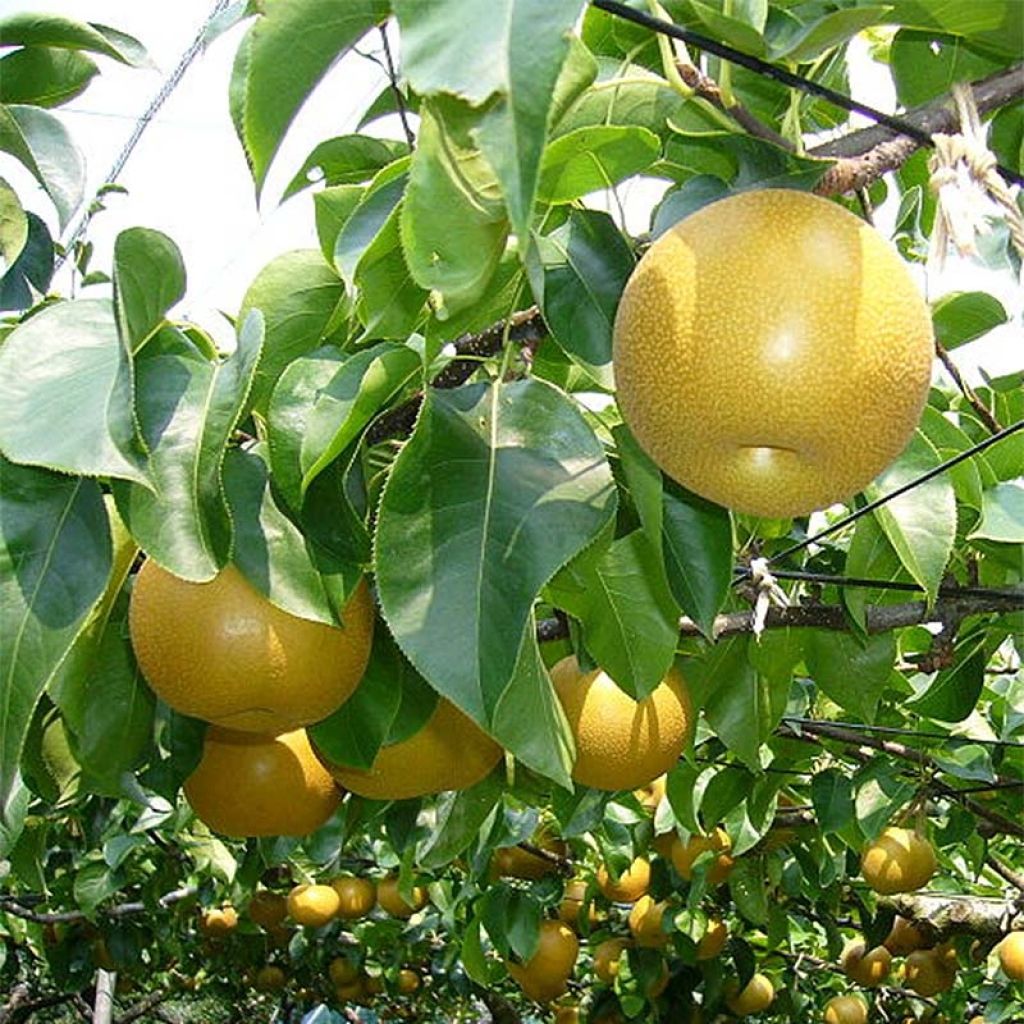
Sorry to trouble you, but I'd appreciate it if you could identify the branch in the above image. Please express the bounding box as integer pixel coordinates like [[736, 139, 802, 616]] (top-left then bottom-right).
[[0, 885, 196, 926], [883, 891, 1022, 942], [538, 587, 1024, 644], [935, 341, 1003, 434], [365, 308, 546, 444], [476, 988, 523, 1024], [115, 990, 169, 1024], [378, 25, 415, 148], [986, 853, 1024, 897], [811, 64, 1024, 194]]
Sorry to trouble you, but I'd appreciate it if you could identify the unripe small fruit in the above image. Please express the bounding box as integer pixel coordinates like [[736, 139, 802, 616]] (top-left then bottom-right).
[[840, 939, 891, 987], [597, 858, 650, 903], [199, 906, 238, 937], [254, 965, 287, 992], [248, 890, 288, 929], [397, 968, 421, 994], [628, 896, 670, 948], [329, 955, 360, 986], [332, 875, 376, 920], [671, 828, 734, 884], [884, 915, 929, 955], [997, 931, 1024, 980], [593, 937, 630, 983], [904, 949, 955, 996], [725, 973, 774, 1016], [506, 919, 579, 1004], [287, 883, 341, 928], [558, 878, 598, 928], [377, 874, 428, 918], [861, 827, 936, 895], [697, 918, 727, 960], [824, 994, 868, 1024]]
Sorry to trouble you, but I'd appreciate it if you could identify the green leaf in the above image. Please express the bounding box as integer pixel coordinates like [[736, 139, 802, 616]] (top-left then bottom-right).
[[0, 104, 85, 230], [238, 249, 346, 413], [864, 431, 956, 605], [334, 168, 406, 284], [843, 513, 914, 631], [0, 177, 28, 274], [769, 7, 892, 62], [0, 14, 150, 65], [268, 342, 421, 510], [810, 768, 855, 834], [308, 629, 411, 770], [21, 699, 79, 805], [470, 0, 588, 242], [283, 134, 409, 200], [908, 634, 987, 722], [547, 530, 680, 699], [112, 313, 264, 581], [0, 211, 53, 312], [401, 99, 508, 316], [537, 125, 660, 203], [854, 761, 916, 839], [932, 291, 1009, 350], [0, 46, 98, 108], [376, 379, 614, 777], [0, 299, 147, 483], [990, 104, 1023, 175], [419, 772, 504, 869], [535, 209, 633, 388], [0, 459, 111, 836], [702, 639, 791, 772], [112, 227, 186, 351], [222, 446, 338, 626], [354, 203, 429, 339], [969, 481, 1024, 543], [728, 857, 768, 925], [884, 0, 1023, 57], [314, 184, 364, 265], [73, 861, 122, 915], [890, 28, 1010, 107], [804, 631, 896, 722], [614, 424, 663, 552], [661, 478, 733, 639], [652, 176, 732, 238], [679, 0, 768, 55], [229, 0, 389, 194]]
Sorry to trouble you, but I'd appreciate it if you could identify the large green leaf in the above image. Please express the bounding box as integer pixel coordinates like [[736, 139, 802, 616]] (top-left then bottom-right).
[[969, 481, 1024, 543], [333, 167, 407, 285], [768, 6, 891, 62], [222, 446, 338, 626], [0, 13, 150, 65], [538, 125, 660, 203], [547, 530, 680, 700], [229, 0, 389, 194], [237, 249, 346, 412], [0, 47, 98, 108], [268, 343, 421, 510], [884, 0, 1024, 57], [112, 313, 264, 581], [804, 631, 896, 722], [843, 514, 914, 632], [661, 478, 733, 639], [419, 773, 504, 869], [0, 104, 85, 230], [376, 379, 614, 777], [0, 299, 147, 483], [863, 431, 956, 605], [890, 29, 1011, 107], [534, 209, 633, 388], [0, 458, 111, 837], [112, 227, 186, 351], [400, 100, 509, 316]]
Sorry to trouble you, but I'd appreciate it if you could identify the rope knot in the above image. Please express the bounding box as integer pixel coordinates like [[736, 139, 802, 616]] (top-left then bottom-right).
[[749, 557, 789, 641]]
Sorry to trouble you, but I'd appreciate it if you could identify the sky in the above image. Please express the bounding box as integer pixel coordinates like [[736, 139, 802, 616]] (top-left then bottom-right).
[[1, 1, 1020, 378]]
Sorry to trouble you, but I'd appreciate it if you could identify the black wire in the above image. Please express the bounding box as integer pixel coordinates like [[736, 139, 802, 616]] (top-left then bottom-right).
[[590, 0, 1024, 189], [765, 418, 1024, 566], [735, 568, 1023, 602], [782, 716, 1024, 749]]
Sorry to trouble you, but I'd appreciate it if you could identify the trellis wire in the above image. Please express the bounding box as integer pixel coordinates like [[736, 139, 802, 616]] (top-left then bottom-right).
[[735, 568, 1023, 601], [590, 0, 1024, 189], [55, 0, 234, 271], [782, 716, 1024, 749], [760, 418, 1024, 567]]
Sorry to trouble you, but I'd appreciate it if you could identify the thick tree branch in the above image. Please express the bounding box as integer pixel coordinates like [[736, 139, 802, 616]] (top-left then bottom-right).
[[0, 885, 196, 926], [365, 308, 546, 444], [115, 990, 170, 1024], [811, 64, 1024, 194], [883, 892, 1022, 942], [538, 587, 1024, 644]]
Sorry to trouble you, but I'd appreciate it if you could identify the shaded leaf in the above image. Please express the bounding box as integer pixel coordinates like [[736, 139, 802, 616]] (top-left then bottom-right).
[[0, 177, 28, 274], [909, 634, 987, 722], [810, 768, 854, 834], [804, 630, 896, 722], [0, 211, 52, 312], [538, 124, 660, 203], [969, 481, 1024, 543], [419, 773, 504, 869], [112, 227, 186, 351], [0, 458, 111, 835], [283, 134, 409, 200]]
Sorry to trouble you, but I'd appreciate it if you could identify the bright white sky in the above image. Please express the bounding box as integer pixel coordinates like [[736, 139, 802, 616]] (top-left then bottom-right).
[[1, 1, 1020, 378]]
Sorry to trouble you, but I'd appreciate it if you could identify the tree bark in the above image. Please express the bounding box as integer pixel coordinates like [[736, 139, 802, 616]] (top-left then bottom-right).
[[884, 892, 1023, 943]]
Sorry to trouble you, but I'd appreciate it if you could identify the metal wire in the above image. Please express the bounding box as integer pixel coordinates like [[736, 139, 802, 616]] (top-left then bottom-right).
[[55, 0, 235, 270]]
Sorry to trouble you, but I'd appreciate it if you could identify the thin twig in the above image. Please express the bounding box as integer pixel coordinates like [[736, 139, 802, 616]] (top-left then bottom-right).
[[378, 25, 415, 147], [0, 885, 196, 926], [935, 341, 1003, 433], [986, 853, 1024, 895]]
